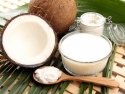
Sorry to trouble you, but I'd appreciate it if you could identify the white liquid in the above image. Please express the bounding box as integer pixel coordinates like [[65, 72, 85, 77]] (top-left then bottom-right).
[[61, 33, 111, 62], [80, 12, 105, 35], [59, 33, 112, 75]]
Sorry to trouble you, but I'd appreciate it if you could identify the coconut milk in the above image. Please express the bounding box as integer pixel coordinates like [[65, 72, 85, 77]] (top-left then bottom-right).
[[80, 12, 106, 35], [59, 32, 112, 75]]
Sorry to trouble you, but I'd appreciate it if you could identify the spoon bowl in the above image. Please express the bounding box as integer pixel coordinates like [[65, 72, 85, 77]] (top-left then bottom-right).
[[33, 66, 119, 88]]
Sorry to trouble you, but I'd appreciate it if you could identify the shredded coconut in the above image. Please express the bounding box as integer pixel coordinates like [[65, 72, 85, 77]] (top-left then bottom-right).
[[35, 66, 62, 84]]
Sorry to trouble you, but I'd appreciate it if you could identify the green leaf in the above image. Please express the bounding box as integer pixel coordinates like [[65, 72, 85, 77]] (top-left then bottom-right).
[[0, 0, 125, 26], [109, 44, 117, 78], [0, 25, 3, 28], [79, 83, 86, 94], [88, 83, 93, 94], [17, 71, 33, 94], [0, 18, 6, 26], [29, 84, 44, 94], [101, 43, 117, 94], [0, 65, 17, 86], [0, 63, 11, 75], [51, 83, 61, 94], [9, 69, 32, 94], [59, 81, 70, 94], [101, 86, 107, 94], [0, 68, 22, 94], [42, 85, 52, 94], [0, 4, 28, 26], [75, 0, 125, 23]]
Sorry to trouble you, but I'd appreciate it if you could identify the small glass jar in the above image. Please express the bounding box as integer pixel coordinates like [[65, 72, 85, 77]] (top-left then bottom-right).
[[80, 12, 106, 35], [70, 12, 125, 45], [60, 12, 125, 76]]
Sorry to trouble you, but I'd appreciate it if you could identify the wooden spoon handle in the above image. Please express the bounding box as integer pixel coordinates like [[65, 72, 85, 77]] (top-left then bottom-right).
[[66, 76, 119, 88]]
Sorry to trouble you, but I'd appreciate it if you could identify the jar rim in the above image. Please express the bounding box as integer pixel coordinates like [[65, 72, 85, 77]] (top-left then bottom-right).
[[59, 31, 113, 63], [80, 12, 106, 27]]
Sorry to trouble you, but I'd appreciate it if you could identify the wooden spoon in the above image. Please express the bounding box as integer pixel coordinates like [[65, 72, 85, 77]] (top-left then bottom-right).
[[33, 66, 119, 88]]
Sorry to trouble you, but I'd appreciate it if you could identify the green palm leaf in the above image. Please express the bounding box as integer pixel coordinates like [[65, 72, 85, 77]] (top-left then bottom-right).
[[0, 4, 28, 26], [76, 0, 125, 23], [0, 0, 125, 26]]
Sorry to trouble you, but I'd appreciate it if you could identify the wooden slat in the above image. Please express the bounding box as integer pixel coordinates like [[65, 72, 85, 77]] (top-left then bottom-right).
[[65, 83, 80, 94], [115, 75, 125, 90], [113, 63, 125, 77], [0, 0, 30, 12], [115, 53, 125, 66], [116, 46, 125, 55], [0, 1, 18, 10]]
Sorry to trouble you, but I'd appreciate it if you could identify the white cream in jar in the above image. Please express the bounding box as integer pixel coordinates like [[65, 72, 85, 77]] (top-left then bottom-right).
[[59, 32, 112, 76], [80, 12, 106, 35]]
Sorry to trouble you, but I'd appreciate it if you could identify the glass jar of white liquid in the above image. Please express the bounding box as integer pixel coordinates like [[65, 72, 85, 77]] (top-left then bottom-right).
[[59, 12, 125, 76], [59, 31, 112, 76], [80, 12, 106, 35], [75, 12, 125, 45]]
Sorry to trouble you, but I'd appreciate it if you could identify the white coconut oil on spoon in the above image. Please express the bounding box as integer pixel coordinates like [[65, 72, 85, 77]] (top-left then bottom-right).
[[33, 66, 119, 88]]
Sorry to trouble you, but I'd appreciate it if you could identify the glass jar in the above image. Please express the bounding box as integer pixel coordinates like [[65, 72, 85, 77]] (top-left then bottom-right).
[[59, 31, 112, 76], [106, 16, 125, 45], [69, 13, 125, 45], [80, 12, 106, 35]]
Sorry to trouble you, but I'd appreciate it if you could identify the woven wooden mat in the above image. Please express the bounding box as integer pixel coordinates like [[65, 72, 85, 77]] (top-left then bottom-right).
[[0, 0, 30, 12], [0, 0, 125, 94]]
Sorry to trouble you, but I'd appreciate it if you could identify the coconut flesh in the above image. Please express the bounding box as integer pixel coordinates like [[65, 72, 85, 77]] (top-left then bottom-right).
[[2, 14, 56, 67]]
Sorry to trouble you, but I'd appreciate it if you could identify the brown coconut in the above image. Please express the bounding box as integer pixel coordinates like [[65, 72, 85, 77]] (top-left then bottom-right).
[[28, 0, 77, 35]]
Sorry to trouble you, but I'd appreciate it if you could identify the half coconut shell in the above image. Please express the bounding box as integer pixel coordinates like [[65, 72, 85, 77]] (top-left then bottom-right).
[[1, 13, 57, 68]]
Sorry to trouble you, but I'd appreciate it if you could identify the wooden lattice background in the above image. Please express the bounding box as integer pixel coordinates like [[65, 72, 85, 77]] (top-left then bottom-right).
[[0, 0, 30, 12], [0, 0, 125, 94]]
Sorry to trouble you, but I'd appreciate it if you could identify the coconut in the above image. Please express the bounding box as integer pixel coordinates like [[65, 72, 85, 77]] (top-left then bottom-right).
[[1, 13, 57, 67], [28, 0, 77, 35]]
